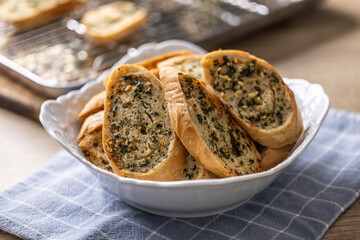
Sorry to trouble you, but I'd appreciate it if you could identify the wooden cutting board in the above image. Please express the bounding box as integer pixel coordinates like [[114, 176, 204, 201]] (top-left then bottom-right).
[[0, 72, 48, 121]]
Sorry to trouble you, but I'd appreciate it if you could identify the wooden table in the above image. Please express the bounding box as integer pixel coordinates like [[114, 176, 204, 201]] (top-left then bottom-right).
[[1, 0, 360, 239]]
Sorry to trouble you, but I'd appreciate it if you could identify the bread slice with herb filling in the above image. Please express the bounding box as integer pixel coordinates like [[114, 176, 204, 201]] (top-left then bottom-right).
[[202, 50, 303, 148], [159, 66, 262, 178], [157, 54, 203, 80], [77, 111, 113, 172], [182, 154, 217, 180], [103, 65, 187, 181]]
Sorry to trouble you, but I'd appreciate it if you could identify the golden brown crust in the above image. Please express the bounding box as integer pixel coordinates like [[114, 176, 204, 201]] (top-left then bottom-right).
[[81, 1, 146, 45], [0, 0, 86, 30], [77, 110, 103, 141], [159, 66, 261, 178], [260, 144, 294, 171], [202, 50, 303, 148], [103, 65, 187, 181], [78, 91, 106, 121]]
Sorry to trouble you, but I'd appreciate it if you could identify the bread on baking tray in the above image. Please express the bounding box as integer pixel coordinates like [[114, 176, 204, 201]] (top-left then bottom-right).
[[202, 50, 303, 148], [81, 1, 147, 45], [102, 65, 187, 181], [0, 0, 86, 30], [77, 110, 113, 172], [159, 66, 262, 178]]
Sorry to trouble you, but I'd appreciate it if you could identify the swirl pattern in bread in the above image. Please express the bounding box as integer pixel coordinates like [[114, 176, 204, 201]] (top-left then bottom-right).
[[202, 50, 303, 148]]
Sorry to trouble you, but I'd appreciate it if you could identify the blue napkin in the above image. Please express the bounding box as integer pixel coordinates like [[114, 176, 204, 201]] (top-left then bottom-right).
[[1, 109, 360, 240]]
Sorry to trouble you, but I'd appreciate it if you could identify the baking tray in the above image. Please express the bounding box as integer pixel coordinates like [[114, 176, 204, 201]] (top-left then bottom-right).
[[0, 0, 323, 98]]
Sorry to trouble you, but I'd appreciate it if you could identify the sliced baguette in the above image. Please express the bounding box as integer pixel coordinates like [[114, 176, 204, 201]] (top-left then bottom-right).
[[81, 1, 146, 45], [0, 0, 86, 30], [159, 66, 262, 178], [77, 111, 113, 172], [182, 154, 217, 180], [157, 54, 204, 80], [103, 65, 186, 181], [202, 50, 303, 148]]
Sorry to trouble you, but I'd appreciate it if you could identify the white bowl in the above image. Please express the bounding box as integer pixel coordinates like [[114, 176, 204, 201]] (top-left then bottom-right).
[[40, 40, 330, 218]]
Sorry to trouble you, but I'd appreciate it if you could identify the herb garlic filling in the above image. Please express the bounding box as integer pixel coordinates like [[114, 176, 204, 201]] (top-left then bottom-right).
[[104, 72, 174, 173], [208, 56, 292, 129], [178, 73, 261, 175]]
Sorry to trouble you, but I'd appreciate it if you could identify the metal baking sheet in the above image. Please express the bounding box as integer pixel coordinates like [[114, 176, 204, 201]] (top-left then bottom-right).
[[0, 0, 323, 97]]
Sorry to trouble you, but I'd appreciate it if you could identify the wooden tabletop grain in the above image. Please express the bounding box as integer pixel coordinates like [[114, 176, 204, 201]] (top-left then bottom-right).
[[1, 0, 360, 239]]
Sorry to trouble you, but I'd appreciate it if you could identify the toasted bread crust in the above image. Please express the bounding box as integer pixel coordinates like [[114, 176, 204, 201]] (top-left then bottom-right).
[[81, 1, 146, 45], [160, 66, 261, 178], [78, 91, 106, 121], [202, 50, 303, 148], [103, 65, 186, 181]]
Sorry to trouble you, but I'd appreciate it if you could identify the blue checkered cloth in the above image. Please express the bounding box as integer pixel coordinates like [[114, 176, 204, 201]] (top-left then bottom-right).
[[0, 109, 360, 240]]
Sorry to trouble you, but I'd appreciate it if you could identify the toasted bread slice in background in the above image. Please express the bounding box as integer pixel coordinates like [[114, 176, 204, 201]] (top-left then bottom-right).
[[160, 66, 262, 178], [202, 50, 303, 148], [81, 1, 146, 45], [0, 0, 86, 30], [103, 65, 186, 181]]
